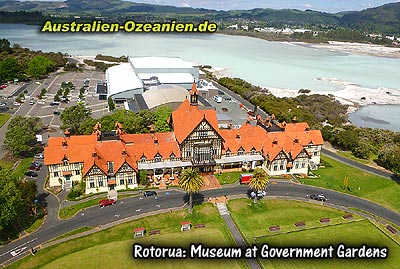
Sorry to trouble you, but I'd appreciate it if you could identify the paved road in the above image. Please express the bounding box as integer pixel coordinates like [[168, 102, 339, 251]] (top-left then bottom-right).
[[321, 149, 398, 181], [1, 182, 399, 266]]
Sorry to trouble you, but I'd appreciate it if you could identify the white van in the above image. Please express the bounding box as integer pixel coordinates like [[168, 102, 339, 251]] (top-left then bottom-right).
[[213, 95, 222, 103]]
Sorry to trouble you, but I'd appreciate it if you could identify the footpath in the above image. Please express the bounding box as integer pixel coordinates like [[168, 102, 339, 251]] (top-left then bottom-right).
[[215, 198, 261, 269]]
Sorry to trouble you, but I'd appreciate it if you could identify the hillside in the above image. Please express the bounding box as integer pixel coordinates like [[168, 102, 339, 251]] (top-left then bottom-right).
[[341, 2, 400, 34], [0, 0, 399, 34]]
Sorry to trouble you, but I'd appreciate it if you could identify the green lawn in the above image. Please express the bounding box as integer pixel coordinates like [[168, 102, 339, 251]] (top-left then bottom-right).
[[51, 226, 93, 241], [11, 157, 34, 179], [59, 197, 107, 219], [8, 204, 244, 269], [336, 151, 376, 165], [215, 171, 243, 184], [227, 199, 362, 242], [303, 156, 400, 212], [228, 199, 400, 269], [0, 113, 11, 128]]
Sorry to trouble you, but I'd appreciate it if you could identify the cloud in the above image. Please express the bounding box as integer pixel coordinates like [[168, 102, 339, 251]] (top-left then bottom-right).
[[304, 3, 313, 9]]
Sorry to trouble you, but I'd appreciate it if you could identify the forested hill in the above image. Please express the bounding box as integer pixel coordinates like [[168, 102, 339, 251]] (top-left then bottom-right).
[[0, 0, 399, 34], [340, 2, 400, 34]]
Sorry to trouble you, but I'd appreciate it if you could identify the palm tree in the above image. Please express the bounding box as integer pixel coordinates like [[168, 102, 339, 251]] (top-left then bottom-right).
[[179, 168, 204, 214], [249, 168, 269, 203]]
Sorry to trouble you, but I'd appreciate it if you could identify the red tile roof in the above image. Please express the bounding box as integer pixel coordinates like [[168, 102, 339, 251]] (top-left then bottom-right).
[[171, 99, 223, 144]]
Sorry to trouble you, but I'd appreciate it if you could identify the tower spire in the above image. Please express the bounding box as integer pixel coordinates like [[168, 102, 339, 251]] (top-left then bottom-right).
[[189, 80, 198, 106]]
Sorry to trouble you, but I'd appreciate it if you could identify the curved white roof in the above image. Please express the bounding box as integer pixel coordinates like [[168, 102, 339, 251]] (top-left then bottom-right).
[[142, 85, 189, 110], [129, 57, 195, 69], [106, 63, 143, 97], [138, 73, 195, 84]]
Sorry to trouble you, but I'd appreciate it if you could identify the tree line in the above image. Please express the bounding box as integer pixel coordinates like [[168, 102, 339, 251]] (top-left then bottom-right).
[[0, 169, 39, 245], [4, 105, 173, 157], [0, 38, 66, 82], [217, 77, 348, 128]]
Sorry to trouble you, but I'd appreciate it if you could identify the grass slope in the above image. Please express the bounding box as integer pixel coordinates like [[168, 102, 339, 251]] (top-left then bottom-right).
[[7, 204, 244, 269], [304, 156, 400, 212], [228, 199, 400, 269]]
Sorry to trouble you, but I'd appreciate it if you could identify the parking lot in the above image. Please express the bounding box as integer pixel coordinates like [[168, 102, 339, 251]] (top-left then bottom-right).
[[206, 87, 251, 127], [4, 70, 108, 129]]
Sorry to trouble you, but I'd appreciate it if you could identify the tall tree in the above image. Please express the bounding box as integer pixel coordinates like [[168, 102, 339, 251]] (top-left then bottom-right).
[[179, 168, 204, 214], [0, 57, 20, 81], [0, 38, 11, 53], [249, 168, 269, 203], [60, 104, 92, 134], [4, 116, 41, 157], [153, 105, 172, 132], [18, 181, 38, 215], [27, 55, 54, 79], [0, 169, 22, 232]]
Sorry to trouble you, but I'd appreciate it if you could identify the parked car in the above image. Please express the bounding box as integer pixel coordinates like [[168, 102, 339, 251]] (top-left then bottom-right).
[[25, 171, 38, 177], [29, 165, 40, 171], [247, 110, 255, 116], [212, 95, 222, 103], [50, 101, 59, 106], [13, 102, 21, 106], [99, 199, 116, 208], [218, 90, 225, 95], [31, 161, 42, 168], [223, 96, 232, 100], [53, 111, 61, 115], [309, 194, 327, 202], [29, 100, 35, 105], [144, 190, 158, 197], [0, 84, 7, 89], [34, 153, 44, 159]]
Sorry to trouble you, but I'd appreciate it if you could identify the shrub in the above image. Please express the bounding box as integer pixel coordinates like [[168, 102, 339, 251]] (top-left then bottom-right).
[[67, 189, 81, 199]]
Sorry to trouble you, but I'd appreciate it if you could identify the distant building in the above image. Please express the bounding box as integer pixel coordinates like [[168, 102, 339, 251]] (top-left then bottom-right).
[[44, 83, 323, 194], [106, 56, 199, 103]]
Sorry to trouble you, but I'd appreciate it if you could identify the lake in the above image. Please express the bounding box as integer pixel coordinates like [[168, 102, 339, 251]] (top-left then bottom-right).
[[1, 23, 399, 131]]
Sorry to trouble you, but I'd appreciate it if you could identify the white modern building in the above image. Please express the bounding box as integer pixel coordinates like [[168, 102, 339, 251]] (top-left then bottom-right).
[[106, 56, 200, 103]]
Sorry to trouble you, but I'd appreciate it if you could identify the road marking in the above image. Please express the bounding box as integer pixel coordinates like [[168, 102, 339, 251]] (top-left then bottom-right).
[[0, 238, 37, 258]]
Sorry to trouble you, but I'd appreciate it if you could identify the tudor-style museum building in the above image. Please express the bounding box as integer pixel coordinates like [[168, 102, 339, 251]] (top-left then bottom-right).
[[44, 83, 323, 194]]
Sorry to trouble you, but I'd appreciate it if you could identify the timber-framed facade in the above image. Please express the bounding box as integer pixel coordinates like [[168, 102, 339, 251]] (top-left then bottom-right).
[[44, 82, 324, 194]]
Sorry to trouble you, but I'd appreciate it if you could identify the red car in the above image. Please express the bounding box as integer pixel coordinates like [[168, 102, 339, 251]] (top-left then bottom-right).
[[247, 110, 255, 116], [0, 85, 7, 89], [99, 199, 116, 208]]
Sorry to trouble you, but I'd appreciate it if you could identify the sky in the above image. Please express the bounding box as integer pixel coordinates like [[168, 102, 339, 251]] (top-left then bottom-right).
[[125, 0, 400, 12]]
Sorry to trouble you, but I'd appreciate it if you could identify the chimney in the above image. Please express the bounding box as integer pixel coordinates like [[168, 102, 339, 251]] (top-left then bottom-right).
[[122, 150, 126, 156], [64, 129, 71, 138], [62, 140, 67, 148], [92, 152, 97, 157]]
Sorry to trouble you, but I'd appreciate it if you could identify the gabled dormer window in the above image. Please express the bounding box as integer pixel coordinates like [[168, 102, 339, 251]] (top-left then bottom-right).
[[154, 153, 162, 162], [226, 150, 231, 157], [62, 156, 69, 166], [251, 148, 256, 155], [170, 153, 175, 161], [141, 156, 147, 163], [237, 147, 244, 156]]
